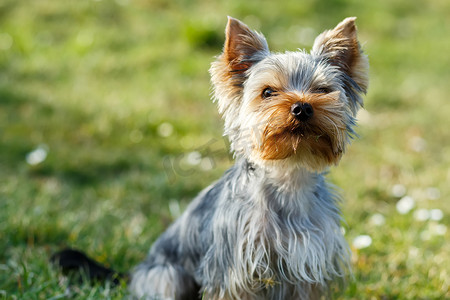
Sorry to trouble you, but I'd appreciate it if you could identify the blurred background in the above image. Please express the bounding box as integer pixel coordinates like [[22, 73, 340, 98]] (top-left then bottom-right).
[[0, 0, 449, 298]]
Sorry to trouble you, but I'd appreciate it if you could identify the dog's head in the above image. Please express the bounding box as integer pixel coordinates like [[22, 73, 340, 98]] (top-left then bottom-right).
[[210, 17, 368, 172]]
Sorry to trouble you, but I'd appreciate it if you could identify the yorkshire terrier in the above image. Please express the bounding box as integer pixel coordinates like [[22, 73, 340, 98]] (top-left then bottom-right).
[[129, 16, 369, 300]]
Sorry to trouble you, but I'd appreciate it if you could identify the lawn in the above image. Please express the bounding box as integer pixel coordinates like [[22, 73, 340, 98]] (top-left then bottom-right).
[[0, 0, 449, 299]]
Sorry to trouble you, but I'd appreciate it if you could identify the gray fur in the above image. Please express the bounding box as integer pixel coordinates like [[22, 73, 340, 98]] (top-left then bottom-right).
[[131, 159, 349, 299]]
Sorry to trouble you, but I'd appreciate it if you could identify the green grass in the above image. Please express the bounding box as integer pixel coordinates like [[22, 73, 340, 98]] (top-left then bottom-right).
[[1, 0, 449, 299]]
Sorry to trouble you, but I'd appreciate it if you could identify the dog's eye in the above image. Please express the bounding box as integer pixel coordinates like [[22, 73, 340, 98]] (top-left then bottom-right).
[[312, 87, 332, 94], [262, 87, 276, 99]]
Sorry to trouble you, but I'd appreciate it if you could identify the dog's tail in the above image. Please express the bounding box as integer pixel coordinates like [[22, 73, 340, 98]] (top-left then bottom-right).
[[50, 248, 128, 286]]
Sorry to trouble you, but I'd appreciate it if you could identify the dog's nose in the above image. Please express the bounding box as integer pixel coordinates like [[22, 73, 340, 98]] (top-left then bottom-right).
[[291, 102, 313, 122]]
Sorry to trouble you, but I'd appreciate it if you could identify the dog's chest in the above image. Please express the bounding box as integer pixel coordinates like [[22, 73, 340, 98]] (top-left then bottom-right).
[[234, 189, 316, 289]]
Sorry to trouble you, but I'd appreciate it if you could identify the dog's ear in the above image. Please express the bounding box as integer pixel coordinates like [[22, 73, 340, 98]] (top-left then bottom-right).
[[210, 17, 269, 124], [223, 17, 269, 73], [312, 17, 369, 95]]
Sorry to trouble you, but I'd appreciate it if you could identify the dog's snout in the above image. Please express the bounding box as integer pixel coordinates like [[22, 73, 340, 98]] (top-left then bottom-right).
[[291, 102, 313, 122]]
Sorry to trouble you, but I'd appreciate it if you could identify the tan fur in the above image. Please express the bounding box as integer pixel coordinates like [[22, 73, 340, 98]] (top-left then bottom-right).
[[223, 17, 268, 73], [247, 91, 347, 170]]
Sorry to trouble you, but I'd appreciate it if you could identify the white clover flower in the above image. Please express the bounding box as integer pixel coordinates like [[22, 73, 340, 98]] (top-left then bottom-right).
[[391, 184, 406, 198], [26, 145, 48, 165], [421, 224, 447, 240], [429, 209, 444, 221], [353, 235, 372, 249], [431, 224, 447, 236], [413, 209, 430, 221], [186, 151, 202, 166], [396, 196, 415, 214], [157, 122, 174, 137], [369, 213, 385, 226]]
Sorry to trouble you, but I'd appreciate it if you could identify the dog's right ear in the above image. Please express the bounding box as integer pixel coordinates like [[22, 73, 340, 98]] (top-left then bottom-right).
[[223, 17, 269, 74], [210, 17, 269, 121]]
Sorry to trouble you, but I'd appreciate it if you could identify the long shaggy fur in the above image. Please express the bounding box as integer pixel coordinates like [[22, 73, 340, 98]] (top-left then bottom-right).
[[130, 16, 368, 300]]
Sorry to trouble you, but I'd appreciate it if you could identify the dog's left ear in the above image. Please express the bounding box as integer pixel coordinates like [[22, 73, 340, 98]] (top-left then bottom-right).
[[312, 17, 369, 95]]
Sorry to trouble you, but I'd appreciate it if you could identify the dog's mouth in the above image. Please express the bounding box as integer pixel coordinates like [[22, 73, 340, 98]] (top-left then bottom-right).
[[290, 123, 323, 140], [258, 125, 337, 158], [252, 110, 348, 169]]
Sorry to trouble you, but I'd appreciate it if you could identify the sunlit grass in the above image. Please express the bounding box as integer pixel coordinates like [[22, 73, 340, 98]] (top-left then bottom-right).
[[1, 0, 449, 299]]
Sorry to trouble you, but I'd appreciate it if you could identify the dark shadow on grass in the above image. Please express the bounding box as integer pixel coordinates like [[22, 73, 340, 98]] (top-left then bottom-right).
[[29, 158, 135, 186], [0, 86, 211, 215], [0, 87, 153, 186], [0, 224, 71, 260]]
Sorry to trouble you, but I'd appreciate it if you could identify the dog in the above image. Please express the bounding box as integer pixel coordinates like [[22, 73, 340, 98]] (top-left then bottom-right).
[[128, 16, 369, 300]]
